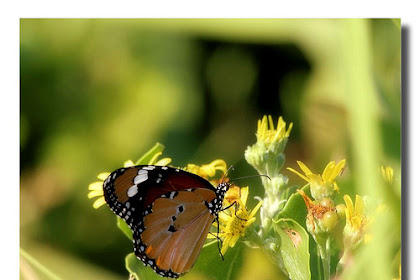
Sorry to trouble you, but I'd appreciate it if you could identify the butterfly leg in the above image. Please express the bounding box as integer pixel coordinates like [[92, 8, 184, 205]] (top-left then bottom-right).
[[215, 215, 225, 261], [221, 201, 247, 221]]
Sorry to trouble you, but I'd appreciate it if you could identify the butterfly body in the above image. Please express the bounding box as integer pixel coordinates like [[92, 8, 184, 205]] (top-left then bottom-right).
[[103, 165, 230, 278]]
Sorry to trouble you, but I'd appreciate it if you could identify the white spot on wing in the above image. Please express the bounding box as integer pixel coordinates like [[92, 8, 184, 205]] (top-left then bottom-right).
[[127, 185, 138, 197], [143, 166, 155, 170], [134, 172, 148, 184], [161, 166, 168, 170]]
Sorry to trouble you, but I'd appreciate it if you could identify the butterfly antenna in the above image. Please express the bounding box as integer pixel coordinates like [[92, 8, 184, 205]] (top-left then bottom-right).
[[231, 174, 271, 183], [221, 165, 235, 183]]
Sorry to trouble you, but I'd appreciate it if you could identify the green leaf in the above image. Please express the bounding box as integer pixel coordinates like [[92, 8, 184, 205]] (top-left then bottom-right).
[[135, 142, 165, 165], [20, 248, 62, 280], [117, 217, 132, 240], [276, 185, 310, 228], [126, 253, 162, 280], [272, 218, 311, 280], [189, 240, 245, 280]]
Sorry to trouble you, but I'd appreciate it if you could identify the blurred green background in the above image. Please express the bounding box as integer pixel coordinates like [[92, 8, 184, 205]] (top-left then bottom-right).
[[20, 19, 400, 279]]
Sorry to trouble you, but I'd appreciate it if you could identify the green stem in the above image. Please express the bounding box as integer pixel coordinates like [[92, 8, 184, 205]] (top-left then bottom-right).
[[317, 248, 323, 280], [20, 248, 62, 280], [317, 237, 331, 280]]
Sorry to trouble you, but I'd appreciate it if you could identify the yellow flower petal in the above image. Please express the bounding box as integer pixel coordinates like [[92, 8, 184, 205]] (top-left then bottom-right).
[[287, 167, 310, 183], [210, 159, 228, 172], [308, 174, 324, 185], [355, 195, 364, 215], [124, 160, 135, 167], [93, 197, 106, 209], [186, 160, 227, 180], [268, 115, 275, 130], [148, 152, 163, 165], [245, 217, 257, 226], [88, 189, 103, 199], [322, 161, 336, 182], [335, 159, 347, 175], [343, 194, 354, 222], [155, 157, 172, 166], [229, 234, 241, 247], [297, 161, 313, 176], [218, 212, 230, 222], [88, 181, 103, 191], [249, 201, 263, 218], [221, 235, 232, 255], [207, 233, 217, 239], [286, 122, 293, 137], [240, 187, 249, 206], [97, 172, 110, 181], [325, 159, 346, 182]]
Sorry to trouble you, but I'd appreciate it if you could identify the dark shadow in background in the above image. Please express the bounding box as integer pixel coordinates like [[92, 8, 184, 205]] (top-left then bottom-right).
[[401, 25, 409, 280], [197, 39, 311, 136]]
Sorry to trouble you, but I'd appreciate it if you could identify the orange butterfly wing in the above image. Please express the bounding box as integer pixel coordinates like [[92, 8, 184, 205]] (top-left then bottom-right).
[[135, 188, 216, 277]]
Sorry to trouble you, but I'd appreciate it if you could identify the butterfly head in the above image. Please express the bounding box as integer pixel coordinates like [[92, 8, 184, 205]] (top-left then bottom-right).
[[206, 182, 230, 215]]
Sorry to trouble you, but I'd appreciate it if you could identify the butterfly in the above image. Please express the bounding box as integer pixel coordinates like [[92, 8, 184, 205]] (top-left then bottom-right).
[[103, 165, 231, 278]]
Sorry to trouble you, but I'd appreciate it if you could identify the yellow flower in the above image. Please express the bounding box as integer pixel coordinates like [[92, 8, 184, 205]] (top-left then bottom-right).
[[343, 194, 368, 249], [256, 115, 293, 146], [380, 165, 394, 183], [87, 154, 172, 209], [88, 172, 110, 209], [343, 194, 366, 232], [208, 186, 263, 255], [245, 115, 292, 177], [287, 159, 346, 200], [185, 159, 227, 185]]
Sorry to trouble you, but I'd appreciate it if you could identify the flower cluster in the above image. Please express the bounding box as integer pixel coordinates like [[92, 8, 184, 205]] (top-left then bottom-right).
[[342, 194, 369, 249], [288, 159, 346, 201], [245, 115, 292, 177], [245, 115, 293, 236], [208, 186, 262, 255], [288, 159, 374, 278]]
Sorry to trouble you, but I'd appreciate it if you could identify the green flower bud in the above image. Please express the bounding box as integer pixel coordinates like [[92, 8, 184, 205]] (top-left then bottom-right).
[[320, 197, 335, 208], [321, 210, 338, 231], [335, 203, 346, 219]]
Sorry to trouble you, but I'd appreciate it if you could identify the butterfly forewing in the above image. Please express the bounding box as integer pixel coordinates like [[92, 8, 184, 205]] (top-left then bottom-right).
[[102, 165, 221, 278]]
